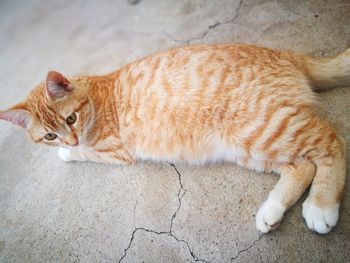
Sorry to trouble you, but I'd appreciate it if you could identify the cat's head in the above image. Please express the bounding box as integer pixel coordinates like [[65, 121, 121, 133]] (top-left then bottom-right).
[[0, 71, 92, 147]]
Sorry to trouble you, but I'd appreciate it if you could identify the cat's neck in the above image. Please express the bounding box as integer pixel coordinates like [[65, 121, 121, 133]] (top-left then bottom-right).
[[83, 72, 120, 146]]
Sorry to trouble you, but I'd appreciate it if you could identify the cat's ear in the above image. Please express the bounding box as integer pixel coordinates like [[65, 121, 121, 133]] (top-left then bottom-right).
[[0, 102, 31, 128], [45, 71, 74, 100]]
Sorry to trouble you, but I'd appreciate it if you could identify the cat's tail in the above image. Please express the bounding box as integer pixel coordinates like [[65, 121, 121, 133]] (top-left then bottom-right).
[[301, 48, 350, 90]]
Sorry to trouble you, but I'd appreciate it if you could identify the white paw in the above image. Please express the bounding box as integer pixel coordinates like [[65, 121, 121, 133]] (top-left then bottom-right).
[[58, 147, 72, 162], [302, 198, 339, 234], [256, 198, 285, 233]]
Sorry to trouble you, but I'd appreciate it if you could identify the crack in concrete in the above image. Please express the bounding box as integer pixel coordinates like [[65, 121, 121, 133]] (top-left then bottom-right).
[[119, 227, 208, 263], [119, 228, 139, 263], [119, 163, 207, 263], [164, 0, 243, 44], [132, 198, 138, 229], [169, 163, 187, 232], [230, 234, 263, 262]]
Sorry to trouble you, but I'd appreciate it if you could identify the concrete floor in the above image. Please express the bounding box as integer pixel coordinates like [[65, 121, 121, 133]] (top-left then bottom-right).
[[0, 0, 349, 262]]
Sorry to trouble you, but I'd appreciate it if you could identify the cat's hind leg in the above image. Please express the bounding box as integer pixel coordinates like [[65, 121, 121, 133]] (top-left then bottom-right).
[[302, 137, 346, 234], [256, 161, 316, 233]]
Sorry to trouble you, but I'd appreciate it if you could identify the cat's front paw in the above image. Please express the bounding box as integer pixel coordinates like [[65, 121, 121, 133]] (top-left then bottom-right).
[[256, 199, 285, 233], [58, 147, 73, 162], [302, 197, 339, 234]]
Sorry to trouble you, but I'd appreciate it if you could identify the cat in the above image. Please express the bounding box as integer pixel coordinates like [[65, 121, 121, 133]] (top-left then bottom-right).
[[0, 44, 349, 234]]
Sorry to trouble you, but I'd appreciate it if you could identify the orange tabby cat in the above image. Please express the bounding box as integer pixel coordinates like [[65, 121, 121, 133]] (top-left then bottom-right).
[[0, 44, 349, 234]]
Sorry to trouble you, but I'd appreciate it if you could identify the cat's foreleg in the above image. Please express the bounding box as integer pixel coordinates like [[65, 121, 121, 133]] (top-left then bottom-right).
[[256, 161, 316, 233], [58, 147, 81, 162], [57, 147, 134, 165]]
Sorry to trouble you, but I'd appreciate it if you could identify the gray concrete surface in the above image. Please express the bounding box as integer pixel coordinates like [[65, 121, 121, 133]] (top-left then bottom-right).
[[0, 0, 349, 262]]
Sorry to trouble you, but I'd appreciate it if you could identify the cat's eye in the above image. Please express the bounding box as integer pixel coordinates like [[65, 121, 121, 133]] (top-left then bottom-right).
[[66, 113, 77, 125], [44, 133, 57, 141]]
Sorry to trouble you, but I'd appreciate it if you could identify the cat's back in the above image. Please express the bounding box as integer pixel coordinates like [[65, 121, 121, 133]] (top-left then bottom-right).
[[116, 44, 309, 125], [120, 44, 302, 85]]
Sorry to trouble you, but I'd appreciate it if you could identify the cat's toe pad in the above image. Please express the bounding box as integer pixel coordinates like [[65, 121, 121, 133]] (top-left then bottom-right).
[[302, 198, 339, 234], [256, 199, 285, 233], [58, 147, 72, 162]]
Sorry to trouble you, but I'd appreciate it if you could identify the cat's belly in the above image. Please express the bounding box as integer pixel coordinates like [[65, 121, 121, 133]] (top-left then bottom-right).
[[132, 133, 272, 172]]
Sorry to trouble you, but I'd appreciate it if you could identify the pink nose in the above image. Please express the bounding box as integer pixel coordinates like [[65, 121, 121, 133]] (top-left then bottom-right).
[[66, 137, 79, 146]]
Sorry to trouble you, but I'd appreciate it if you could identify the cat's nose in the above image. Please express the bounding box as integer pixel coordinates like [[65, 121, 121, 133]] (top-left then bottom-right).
[[70, 139, 79, 146], [66, 136, 79, 146]]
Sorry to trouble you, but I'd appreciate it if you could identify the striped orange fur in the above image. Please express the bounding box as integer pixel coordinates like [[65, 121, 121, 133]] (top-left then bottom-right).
[[1, 44, 349, 234]]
